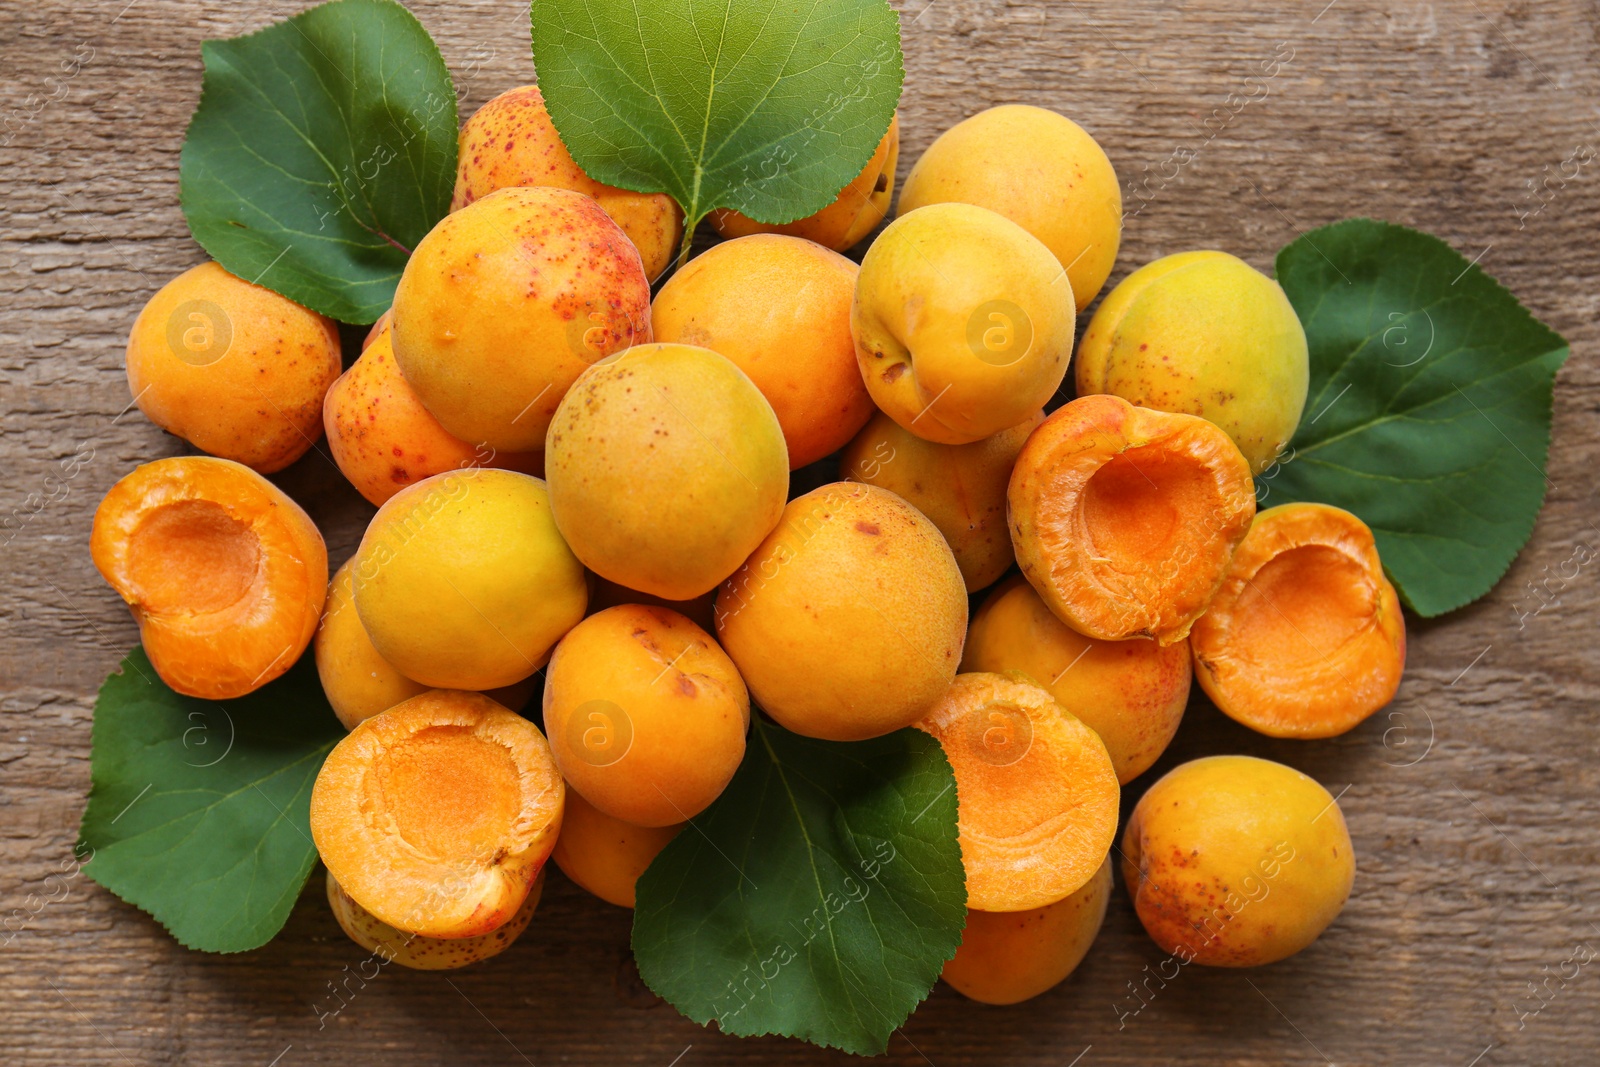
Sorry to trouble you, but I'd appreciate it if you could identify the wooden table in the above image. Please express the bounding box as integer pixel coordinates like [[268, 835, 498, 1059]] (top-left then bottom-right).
[[3, 1, 1597, 1063]]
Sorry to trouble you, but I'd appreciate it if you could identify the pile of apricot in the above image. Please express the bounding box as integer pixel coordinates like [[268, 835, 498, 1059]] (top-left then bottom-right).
[[92, 87, 1403, 996]]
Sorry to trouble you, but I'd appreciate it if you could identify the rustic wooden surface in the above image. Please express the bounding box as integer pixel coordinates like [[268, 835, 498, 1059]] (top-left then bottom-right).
[[3, 0, 1598, 1064]]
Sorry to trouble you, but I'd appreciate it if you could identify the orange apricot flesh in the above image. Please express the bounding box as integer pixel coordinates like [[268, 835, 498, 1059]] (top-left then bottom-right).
[[326, 868, 545, 970], [310, 690, 563, 939], [1190, 502, 1405, 738], [914, 672, 1119, 912], [551, 789, 682, 908], [90, 456, 327, 699], [1009, 394, 1256, 645]]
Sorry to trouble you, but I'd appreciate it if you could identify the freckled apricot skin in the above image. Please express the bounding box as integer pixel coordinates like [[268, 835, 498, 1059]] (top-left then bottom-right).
[[452, 85, 684, 282], [651, 235, 873, 469], [551, 788, 683, 908], [126, 261, 341, 473], [544, 605, 748, 827], [710, 113, 900, 252], [717, 482, 968, 742], [942, 856, 1112, 1004], [841, 409, 1042, 592], [1076, 251, 1309, 474], [391, 186, 652, 454], [962, 576, 1189, 784], [1191, 503, 1406, 739], [351, 468, 587, 690], [899, 105, 1121, 312], [1009, 394, 1256, 645], [326, 868, 545, 970], [1122, 755, 1355, 967], [545, 344, 789, 600], [853, 203, 1075, 444], [90, 456, 327, 700]]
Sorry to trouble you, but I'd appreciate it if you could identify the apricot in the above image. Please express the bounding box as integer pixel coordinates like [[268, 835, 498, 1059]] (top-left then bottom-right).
[[391, 186, 651, 454], [452, 85, 683, 281], [543, 605, 748, 827], [941, 856, 1112, 1005], [324, 328, 543, 507], [545, 344, 788, 600], [90, 456, 327, 700], [1121, 755, 1355, 967], [125, 261, 340, 473], [1076, 250, 1309, 474], [914, 673, 1118, 911], [1190, 503, 1405, 739], [710, 113, 900, 252], [717, 482, 967, 741], [651, 234, 873, 468], [853, 203, 1074, 444], [840, 409, 1041, 592], [587, 574, 717, 633], [551, 788, 682, 908], [310, 689, 563, 939], [351, 468, 586, 689], [1009, 394, 1256, 645], [325, 867, 545, 970], [362, 309, 391, 351]]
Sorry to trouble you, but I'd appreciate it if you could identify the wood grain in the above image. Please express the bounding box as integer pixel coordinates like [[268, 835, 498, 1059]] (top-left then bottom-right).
[[2, 1, 1597, 1064]]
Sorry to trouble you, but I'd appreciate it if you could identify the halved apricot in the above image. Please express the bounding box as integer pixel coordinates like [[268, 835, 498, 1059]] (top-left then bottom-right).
[[914, 672, 1119, 912], [1190, 503, 1405, 738], [326, 867, 545, 970], [309, 690, 563, 939], [551, 789, 682, 908], [1009, 394, 1255, 644], [90, 456, 327, 699]]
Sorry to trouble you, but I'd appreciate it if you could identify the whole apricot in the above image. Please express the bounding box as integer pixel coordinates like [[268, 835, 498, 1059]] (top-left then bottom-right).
[[391, 186, 652, 454], [545, 344, 788, 600], [551, 789, 682, 908], [899, 104, 1121, 311], [717, 482, 967, 742], [544, 605, 748, 827], [1122, 755, 1355, 967], [840, 409, 1042, 592], [452, 85, 683, 281], [1076, 250, 1309, 474], [651, 234, 873, 468], [326, 868, 545, 970], [91, 456, 327, 700], [962, 576, 1189, 784], [853, 203, 1074, 444], [1009, 394, 1256, 644], [1191, 503, 1405, 738], [351, 468, 586, 689], [126, 261, 340, 473]]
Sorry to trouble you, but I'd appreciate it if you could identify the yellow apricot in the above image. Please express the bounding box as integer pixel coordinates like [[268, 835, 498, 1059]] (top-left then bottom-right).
[[326, 868, 545, 970], [551, 789, 682, 908]]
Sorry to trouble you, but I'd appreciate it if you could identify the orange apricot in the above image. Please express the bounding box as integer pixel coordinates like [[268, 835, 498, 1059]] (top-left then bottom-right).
[[90, 456, 327, 700], [1009, 394, 1256, 645], [551, 789, 682, 908], [326, 868, 545, 970], [1190, 503, 1405, 739], [651, 234, 873, 468], [962, 576, 1189, 784], [310, 689, 563, 940], [543, 606, 748, 827], [452, 85, 683, 281], [126, 261, 340, 473], [362, 309, 392, 351]]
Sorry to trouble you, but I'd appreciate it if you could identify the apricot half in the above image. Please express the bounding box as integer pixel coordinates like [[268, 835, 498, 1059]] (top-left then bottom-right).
[[551, 789, 682, 908], [326, 868, 545, 970], [717, 482, 967, 742], [941, 856, 1111, 1005], [962, 576, 1189, 784], [1009, 394, 1256, 645], [1190, 503, 1405, 739], [90, 456, 327, 699], [853, 203, 1074, 444], [914, 673, 1119, 911], [1122, 755, 1355, 967], [651, 234, 873, 469], [310, 689, 563, 940]]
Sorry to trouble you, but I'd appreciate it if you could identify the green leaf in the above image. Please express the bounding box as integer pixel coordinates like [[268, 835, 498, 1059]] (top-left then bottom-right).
[[1267, 219, 1569, 617], [179, 0, 458, 323], [78, 648, 343, 953], [531, 0, 903, 263], [632, 718, 963, 1056]]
